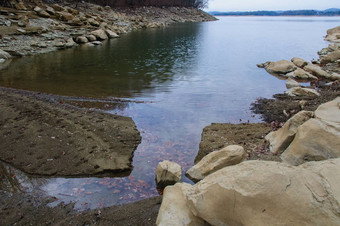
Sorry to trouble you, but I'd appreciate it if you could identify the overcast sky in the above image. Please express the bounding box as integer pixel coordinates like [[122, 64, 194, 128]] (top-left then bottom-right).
[[206, 0, 340, 12]]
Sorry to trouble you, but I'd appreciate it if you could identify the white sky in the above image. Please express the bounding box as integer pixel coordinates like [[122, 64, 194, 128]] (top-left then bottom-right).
[[206, 0, 340, 12]]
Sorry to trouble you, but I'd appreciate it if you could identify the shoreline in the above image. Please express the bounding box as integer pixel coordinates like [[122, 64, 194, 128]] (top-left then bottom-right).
[[0, 6, 339, 225], [0, 1, 216, 59]]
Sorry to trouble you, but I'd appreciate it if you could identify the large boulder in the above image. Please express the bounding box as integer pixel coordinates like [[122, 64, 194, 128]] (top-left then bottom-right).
[[265, 60, 297, 75], [156, 183, 205, 226], [281, 97, 340, 165], [285, 87, 320, 97], [183, 159, 340, 226], [265, 111, 314, 155], [186, 145, 246, 182], [285, 68, 317, 80], [155, 160, 182, 188], [304, 63, 340, 80], [91, 29, 108, 40], [291, 57, 309, 68]]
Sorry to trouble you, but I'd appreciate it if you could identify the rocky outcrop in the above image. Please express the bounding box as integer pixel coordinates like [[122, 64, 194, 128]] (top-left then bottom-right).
[[304, 63, 340, 80], [155, 160, 182, 188], [156, 183, 206, 226], [285, 87, 320, 97], [186, 145, 246, 182], [320, 50, 340, 65], [264, 60, 297, 75], [281, 97, 340, 165], [157, 159, 340, 226], [285, 68, 317, 80], [325, 26, 340, 43], [265, 111, 314, 154]]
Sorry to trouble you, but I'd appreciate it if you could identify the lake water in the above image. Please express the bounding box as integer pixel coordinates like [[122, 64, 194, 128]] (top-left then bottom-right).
[[1, 16, 339, 210]]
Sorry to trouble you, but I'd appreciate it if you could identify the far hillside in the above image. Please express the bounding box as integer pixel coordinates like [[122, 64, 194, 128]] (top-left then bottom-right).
[[209, 8, 340, 16]]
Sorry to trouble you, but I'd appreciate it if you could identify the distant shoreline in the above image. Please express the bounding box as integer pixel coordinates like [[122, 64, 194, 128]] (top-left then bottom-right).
[[208, 8, 340, 17]]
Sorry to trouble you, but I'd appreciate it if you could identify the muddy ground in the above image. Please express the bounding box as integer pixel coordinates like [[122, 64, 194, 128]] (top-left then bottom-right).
[[0, 190, 161, 226], [0, 87, 141, 176]]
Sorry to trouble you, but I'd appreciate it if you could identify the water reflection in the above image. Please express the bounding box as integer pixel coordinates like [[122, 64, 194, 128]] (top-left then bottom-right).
[[0, 23, 202, 99]]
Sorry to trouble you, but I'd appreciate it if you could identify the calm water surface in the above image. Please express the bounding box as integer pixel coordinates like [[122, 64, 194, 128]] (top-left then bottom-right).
[[1, 16, 339, 209]]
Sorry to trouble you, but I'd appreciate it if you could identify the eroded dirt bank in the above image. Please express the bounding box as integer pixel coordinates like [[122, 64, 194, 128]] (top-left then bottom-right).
[[0, 87, 141, 176]]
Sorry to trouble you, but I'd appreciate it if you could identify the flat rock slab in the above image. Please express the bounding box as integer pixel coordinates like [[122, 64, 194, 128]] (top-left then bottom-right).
[[0, 88, 141, 176]]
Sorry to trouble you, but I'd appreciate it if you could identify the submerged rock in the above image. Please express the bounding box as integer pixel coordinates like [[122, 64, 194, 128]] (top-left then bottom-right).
[[186, 145, 246, 182], [265, 111, 314, 155], [281, 97, 340, 165], [155, 160, 182, 188]]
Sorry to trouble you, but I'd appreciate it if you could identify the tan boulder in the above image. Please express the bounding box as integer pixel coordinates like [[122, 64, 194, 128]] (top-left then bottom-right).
[[34, 7, 50, 18], [50, 4, 65, 12], [75, 36, 88, 44], [285, 68, 317, 80], [106, 29, 119, 38], [155, 160, 182, 188], [320, 50, 340, 65], [291, 57, 309, 68], [86, 35, 97, 42], [186, 145, 246, 182], [285, 78, 300, 89], [88, 18, 100, 27], [304, 63, 340, 80], [91, 29, 108, 40], [156, 183, 205, 226], [14, 1, 27, 10], [46, 6, 55, 15], [265, 111, 314, 154], [285, 87, 320, 97], [265, 60, 297, 75], [281, 97, 340, 165], [56, 11, 74, 21], [185, 159, 340, 226]]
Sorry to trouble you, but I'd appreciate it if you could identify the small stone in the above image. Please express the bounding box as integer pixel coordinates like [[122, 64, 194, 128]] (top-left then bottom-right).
[[106, 29, 119, 38], [86, 35, 97, 42], [155, 160, 182, 188]]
